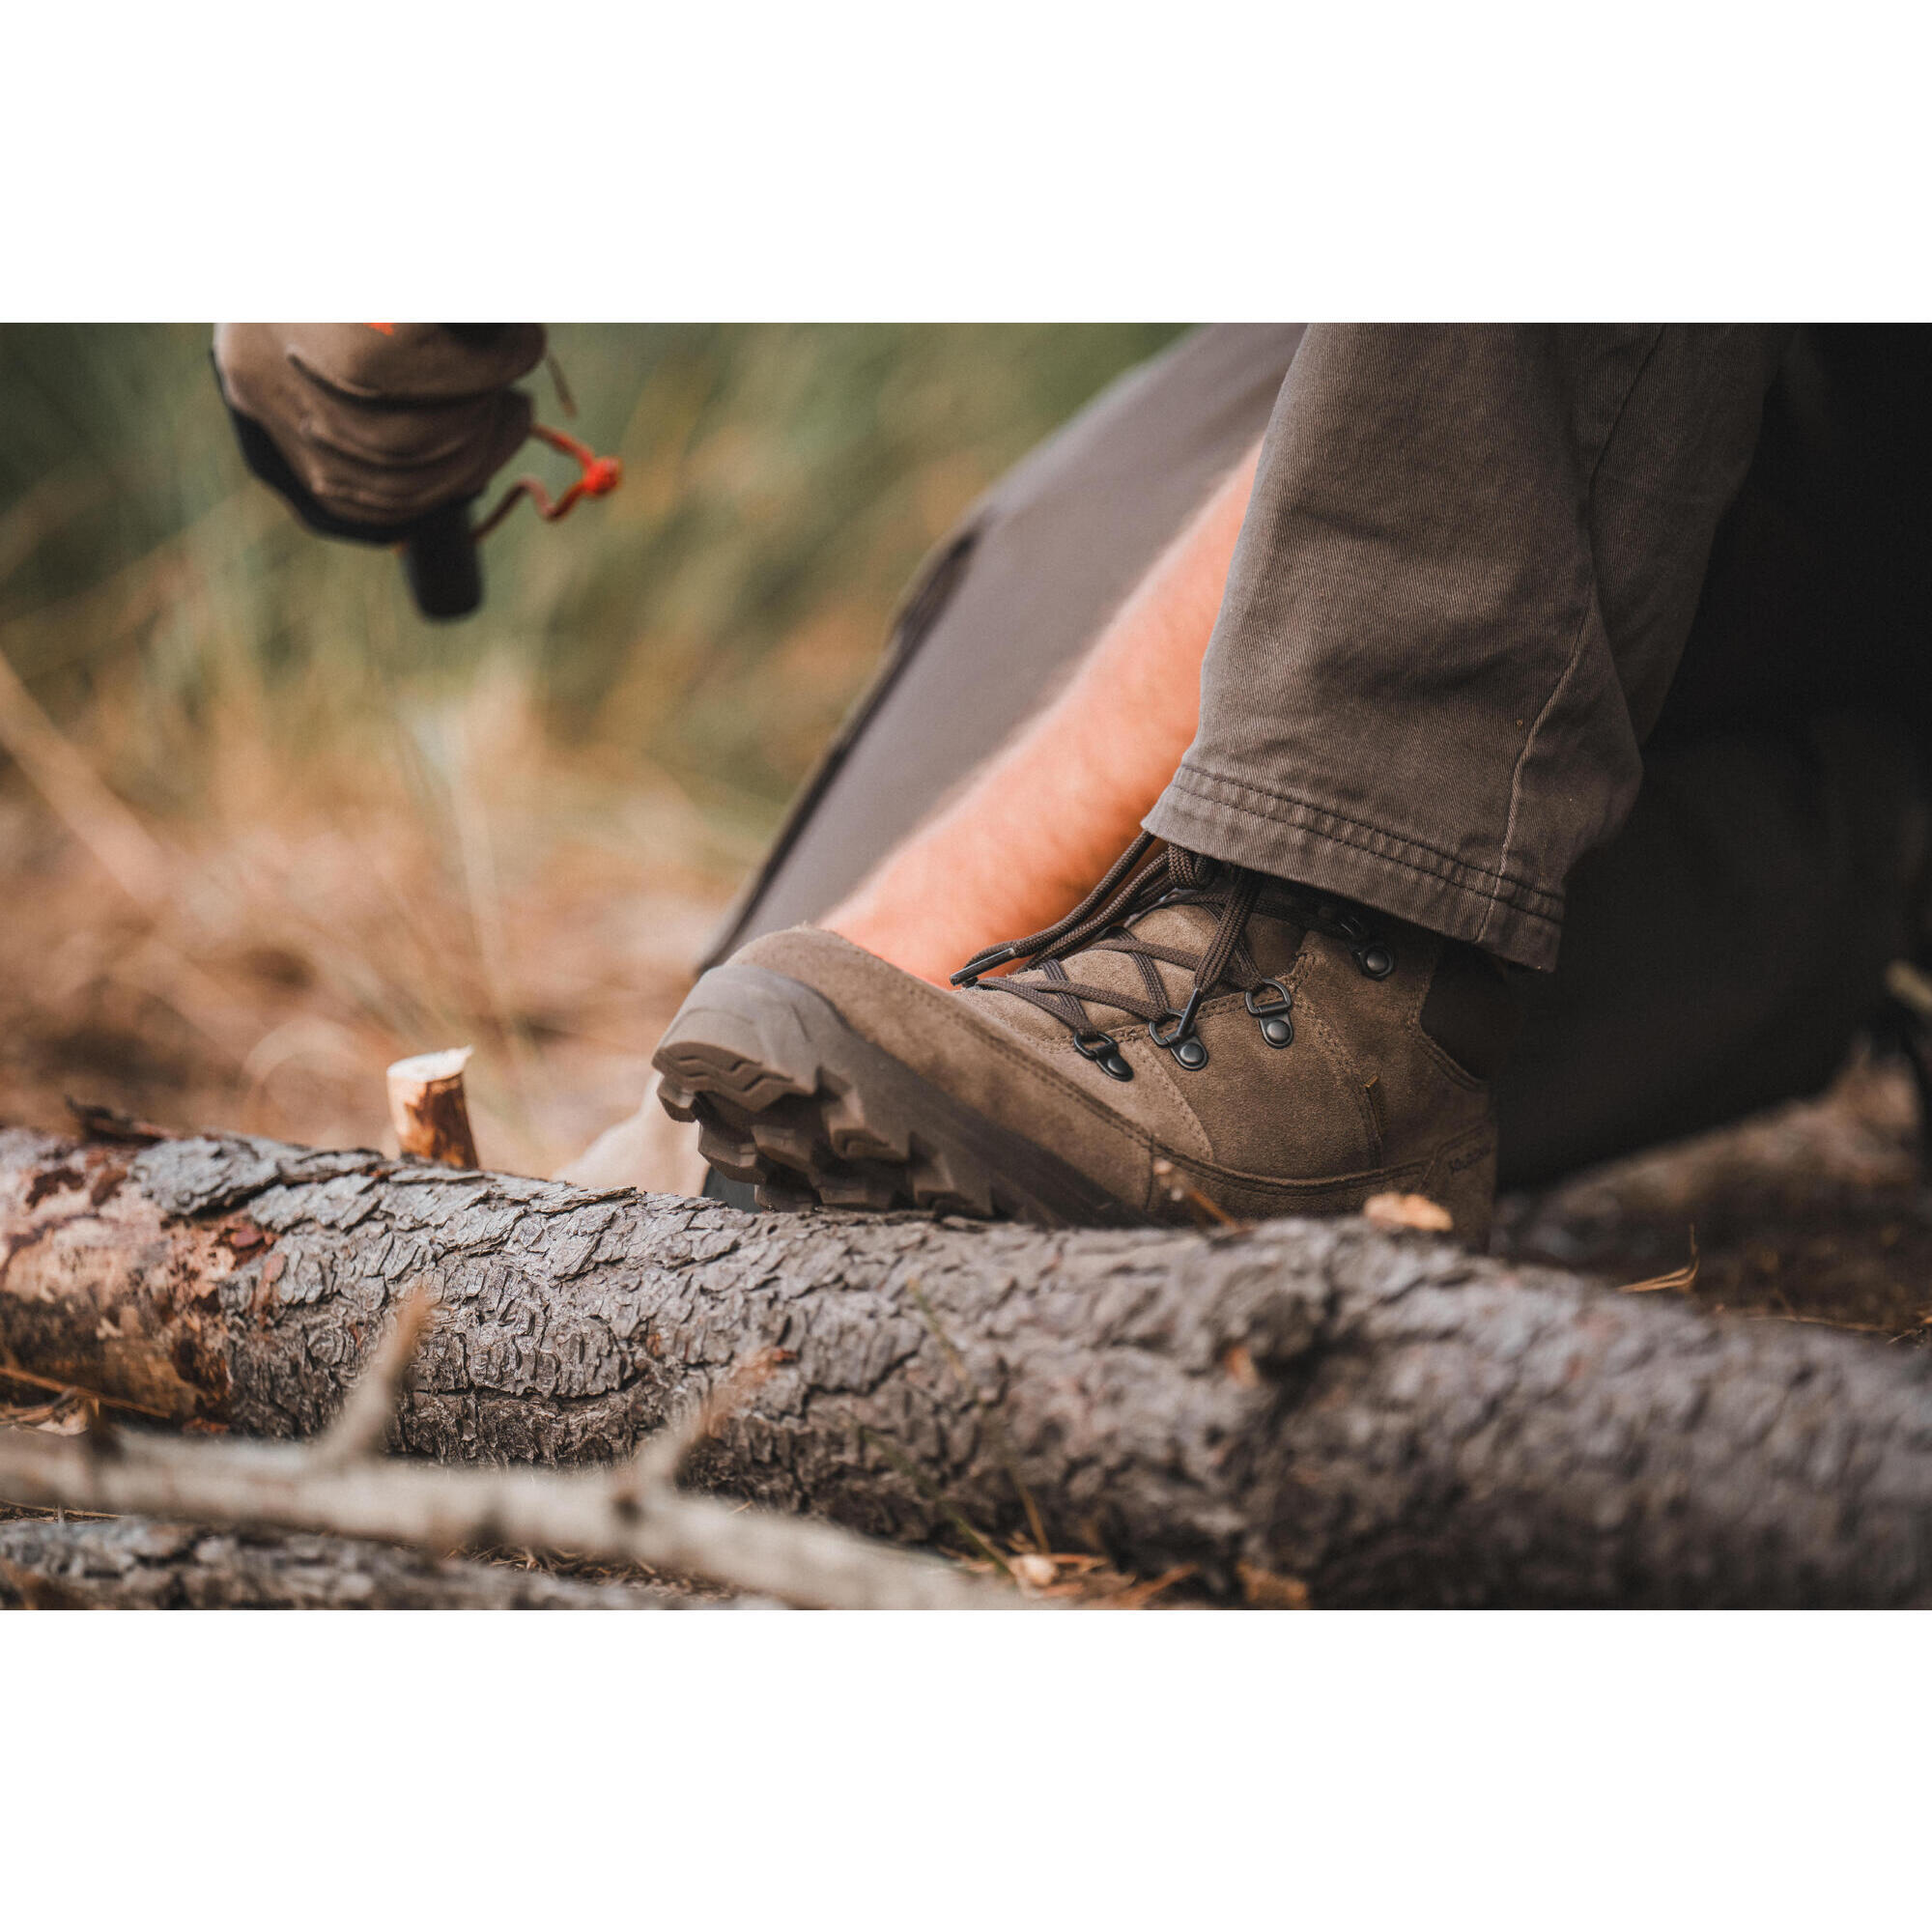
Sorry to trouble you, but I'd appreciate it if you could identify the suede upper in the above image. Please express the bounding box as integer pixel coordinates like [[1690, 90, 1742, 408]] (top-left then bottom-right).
[[735, 896, 1504, 1236]]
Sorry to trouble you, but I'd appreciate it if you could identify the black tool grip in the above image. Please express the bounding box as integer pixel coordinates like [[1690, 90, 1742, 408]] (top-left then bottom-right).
[[403, 499, 484, 620]]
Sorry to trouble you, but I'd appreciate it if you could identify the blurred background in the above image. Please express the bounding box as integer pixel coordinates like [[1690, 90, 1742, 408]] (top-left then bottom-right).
[[0, 324, 1183, 1173]]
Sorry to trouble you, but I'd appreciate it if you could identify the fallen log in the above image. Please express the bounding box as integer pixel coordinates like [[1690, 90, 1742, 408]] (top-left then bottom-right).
[[0, 1277, 1009, 1610], [3, 1123, 1930, 1606], [0, 1514, 696, 1610]]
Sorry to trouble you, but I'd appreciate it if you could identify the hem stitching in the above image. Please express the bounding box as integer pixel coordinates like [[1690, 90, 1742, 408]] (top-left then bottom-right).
[[1163, 763, 1564, 923]]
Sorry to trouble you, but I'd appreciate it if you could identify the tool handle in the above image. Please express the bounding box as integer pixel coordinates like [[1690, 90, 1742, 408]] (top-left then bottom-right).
[[403, 499, 483, 620]]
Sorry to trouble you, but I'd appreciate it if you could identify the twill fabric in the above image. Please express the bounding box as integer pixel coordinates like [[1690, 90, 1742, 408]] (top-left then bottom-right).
[[1145, 325, 1793, 971]]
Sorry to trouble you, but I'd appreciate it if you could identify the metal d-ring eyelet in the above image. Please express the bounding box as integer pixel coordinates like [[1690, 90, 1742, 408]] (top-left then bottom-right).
[[1073, 1029, 1134, 1082], [1244, 979, 1293, 1016], [1148, 1010, 1209, 1071], [1244, 978, 1294, 1047]]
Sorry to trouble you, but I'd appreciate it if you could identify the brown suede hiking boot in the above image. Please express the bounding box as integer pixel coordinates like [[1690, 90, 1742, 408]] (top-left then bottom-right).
[[654, 838, 1518, 1244]]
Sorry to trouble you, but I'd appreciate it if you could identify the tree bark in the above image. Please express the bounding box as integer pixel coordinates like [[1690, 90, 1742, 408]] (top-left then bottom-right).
[[0, 1513, 696, 1609], [3, 1123, 1930, 1606]]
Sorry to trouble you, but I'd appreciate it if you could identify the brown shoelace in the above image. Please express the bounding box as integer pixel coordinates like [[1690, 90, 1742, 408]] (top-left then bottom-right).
[[951, 836, 1388, 1074]]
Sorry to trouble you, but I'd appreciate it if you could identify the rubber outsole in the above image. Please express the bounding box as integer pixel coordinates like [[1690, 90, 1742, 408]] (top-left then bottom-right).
[[652, 964, 1147, 1228]]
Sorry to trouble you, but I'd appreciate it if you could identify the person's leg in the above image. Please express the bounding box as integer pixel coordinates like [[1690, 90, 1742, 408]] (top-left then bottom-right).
[[1143, 326, 1790, 970], [1497, 711, 1925, 1186], [1496, 327, 1932, 1180], [821, 438, 1264, 985], [661, 328, 1917, 1236], [593, 697, 1926, 1203], [657, 333, 1554, 1233]]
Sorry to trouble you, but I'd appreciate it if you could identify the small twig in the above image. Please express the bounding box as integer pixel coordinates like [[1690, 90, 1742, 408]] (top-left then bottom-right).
[[63, 1099, 168, 1146], [0, 1361, 175, 1422], [1884, 958, 1932, 1021], [0, 1295, 1018, 1612], [1618, 1228, 1700, 1294], [1104, 1564, 1196, 1611], [1745, 1311, 1895, 1335], [312, 1280, 439, 1469], [624, 1346, 791, 1494], [0, 1428, 1017, 1611], [0, 1395, 77, 1428]]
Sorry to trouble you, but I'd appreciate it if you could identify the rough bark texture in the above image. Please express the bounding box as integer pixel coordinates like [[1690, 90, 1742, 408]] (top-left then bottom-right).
[[0, 1513, 691, 1609], [4, 1124, 1930, 1606]]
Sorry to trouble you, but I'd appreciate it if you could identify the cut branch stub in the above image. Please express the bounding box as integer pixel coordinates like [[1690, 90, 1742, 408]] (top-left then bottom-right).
[[385, 1048, 479, 1169]]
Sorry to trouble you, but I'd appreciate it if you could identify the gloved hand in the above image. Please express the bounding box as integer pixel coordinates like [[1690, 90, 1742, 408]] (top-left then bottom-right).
[[213, 324, 547, 543]]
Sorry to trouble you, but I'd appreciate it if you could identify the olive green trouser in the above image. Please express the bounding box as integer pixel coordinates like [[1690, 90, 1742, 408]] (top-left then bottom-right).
[[709, 326, 1932, 1187]]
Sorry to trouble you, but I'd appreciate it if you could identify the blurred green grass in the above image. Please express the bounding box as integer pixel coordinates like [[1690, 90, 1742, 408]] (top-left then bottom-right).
[[0, 324, 1184, 841]]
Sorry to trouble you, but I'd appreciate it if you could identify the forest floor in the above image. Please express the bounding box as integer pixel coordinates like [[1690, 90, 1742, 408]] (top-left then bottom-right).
[[0, 682, 738, 1181], [1496, 1052, 1932, 1348], [6, 752, 1932, 1606], [7, 752, 1932, 1347]]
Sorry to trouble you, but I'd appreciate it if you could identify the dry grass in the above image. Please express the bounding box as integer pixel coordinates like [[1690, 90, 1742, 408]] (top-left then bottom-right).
[[0, 326, 1180, 1170], [0, 659, 736, 1173]]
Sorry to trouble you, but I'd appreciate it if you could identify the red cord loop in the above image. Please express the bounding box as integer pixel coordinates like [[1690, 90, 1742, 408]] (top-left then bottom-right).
[[473, 422, 623, 540]]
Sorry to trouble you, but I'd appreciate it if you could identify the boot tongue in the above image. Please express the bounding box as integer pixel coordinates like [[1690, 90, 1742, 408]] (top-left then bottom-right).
[[1233, 894, 1308, 979]]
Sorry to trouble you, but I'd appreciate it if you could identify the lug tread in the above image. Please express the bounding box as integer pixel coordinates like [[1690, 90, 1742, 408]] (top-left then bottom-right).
[[655, 963, 1147, 1230]]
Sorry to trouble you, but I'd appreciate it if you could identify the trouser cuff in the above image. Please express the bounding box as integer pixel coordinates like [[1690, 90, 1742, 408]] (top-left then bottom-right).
[[1147, 762, 1564, 971]]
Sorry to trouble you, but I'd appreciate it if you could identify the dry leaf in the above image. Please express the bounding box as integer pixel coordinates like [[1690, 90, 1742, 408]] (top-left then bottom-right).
[[1150, 1157, 1238, 1227], [1106, 1565, 1195, 1610], [1619, 1228, 1699, 1294], [1238, 1562, 1311, 1609], [1362, 1191, 1454, 1235]]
